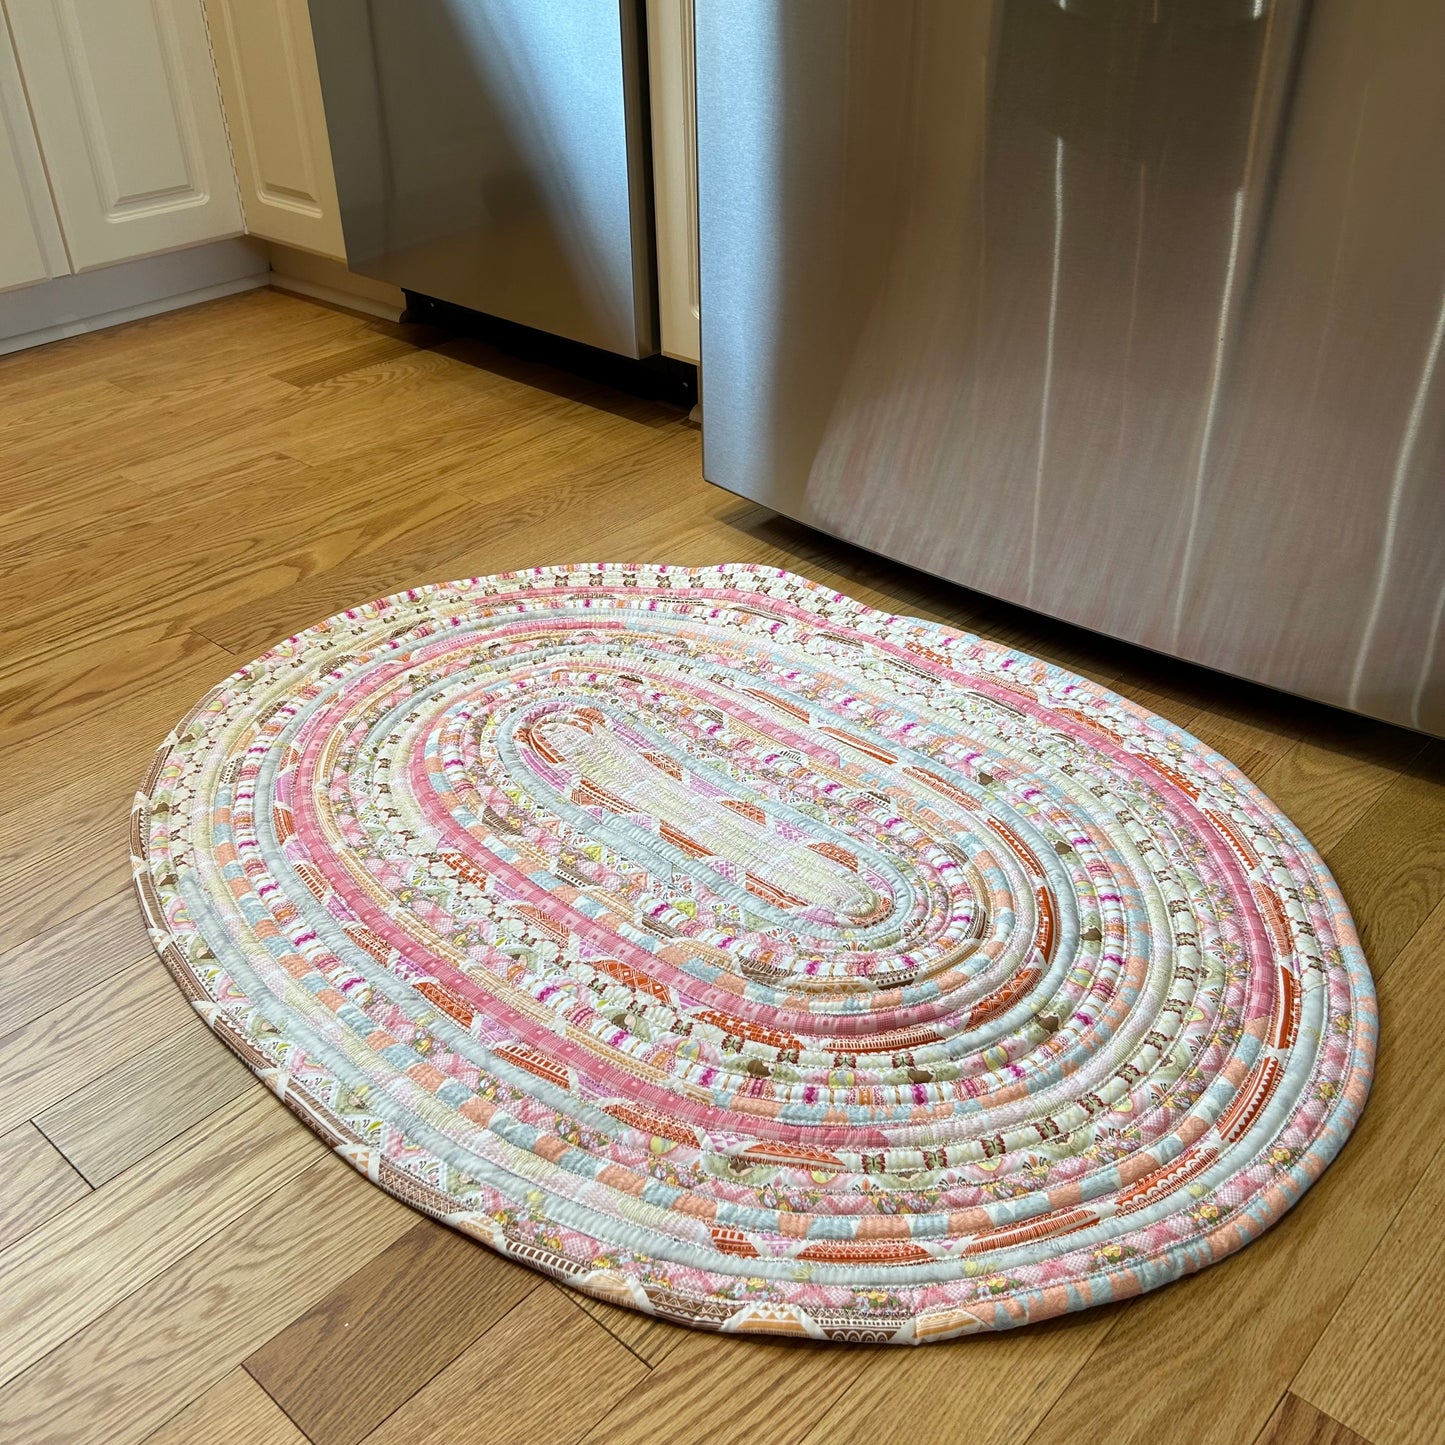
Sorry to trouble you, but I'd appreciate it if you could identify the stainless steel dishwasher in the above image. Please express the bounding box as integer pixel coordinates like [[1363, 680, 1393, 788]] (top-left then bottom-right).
[[307, 0, 657, 359], [695, 0, 1445, 736]]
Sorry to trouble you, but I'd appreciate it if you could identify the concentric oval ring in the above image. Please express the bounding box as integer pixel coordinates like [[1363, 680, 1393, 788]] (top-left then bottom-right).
[[132, 563, 1375, 1341]]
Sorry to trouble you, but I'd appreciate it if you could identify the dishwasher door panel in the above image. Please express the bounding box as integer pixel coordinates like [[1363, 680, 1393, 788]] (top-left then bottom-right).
[[309, 0, 656, 358]]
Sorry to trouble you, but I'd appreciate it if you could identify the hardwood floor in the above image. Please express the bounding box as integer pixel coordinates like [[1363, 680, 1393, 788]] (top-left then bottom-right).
[[0, 288, 1440, 1445]]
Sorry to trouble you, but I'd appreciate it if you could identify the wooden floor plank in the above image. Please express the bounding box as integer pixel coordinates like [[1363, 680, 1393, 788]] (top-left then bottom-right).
[[0, 288, 364, 403], [0, 786, 137, 951], [0, 1123, 90, 1252], [1254, 732, 1429, 857], [1316, 743, 1445, 980], [0, 303, 368, 456], [1291, 1138, 1445, 1445], [143, 1370, 308, 1445], [1254, 1394, 1374, 1445], [1020, 899, 1445, 1445], [246, 1219, 542, 1445], [0, 1156, 412, 1445], [0, 378, 296, 511], [0, 890, 148, 1035], [0, 625, 235, 777], [267, 331, 439, 390], [111, 298, 376, 399], [0, 626, 236, 957], [801, 1311, 1116, 1445], [35, 1020, 252, 1186], [237, 348, 569, 473], [0, 958, 194, 1135], [1, 464, 475, 676], [360, 1287, 646, 1445], [0, 296, 366, 434], [0, 1091, 319, 1389], [0, 381, 153, 470], [559, 1284, 684, 1368], [573, 1328, 868, 1445], [0, 452, 305, 575], [189, 434, 705, 659]]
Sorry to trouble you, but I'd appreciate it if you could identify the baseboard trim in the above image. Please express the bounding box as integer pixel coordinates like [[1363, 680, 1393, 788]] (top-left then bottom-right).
[[0, 273, 269, 357], [268, 274, 404, 323]]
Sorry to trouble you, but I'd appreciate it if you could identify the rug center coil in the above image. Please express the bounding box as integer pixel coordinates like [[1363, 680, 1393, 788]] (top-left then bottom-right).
[[520, 705, 885, 924]]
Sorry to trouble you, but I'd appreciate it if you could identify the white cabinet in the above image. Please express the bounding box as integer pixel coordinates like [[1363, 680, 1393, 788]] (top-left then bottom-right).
[[0, 14, 67, 292], [646, 0, 700, 365], [4, 0, 242, 271], [202, 0, 345, 260]]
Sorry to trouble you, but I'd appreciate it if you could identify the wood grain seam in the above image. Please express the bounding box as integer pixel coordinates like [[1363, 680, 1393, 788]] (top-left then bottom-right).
[[335, 1279, 552, 1445], [227, 1372, 313, 1445], [550, 1284, 663, 1374], [0, 886, 139, 1029], [1019, 1314, 1125, 1445], [30, 1024, 255, 1188], [797, 1350, 897, 1445], [0, 1113, 324, 1408], [186, 620, 246, 658], [28, 1072, 263, 1186], [0, 1123, 92, 1256], [1248, 1391, 1291, 1445], [28, 1116, 88, 1187], [137, 1382, 290, 1445], [1282, 1126, 1445, 1429], [1248, 1390, 1379, 1445]]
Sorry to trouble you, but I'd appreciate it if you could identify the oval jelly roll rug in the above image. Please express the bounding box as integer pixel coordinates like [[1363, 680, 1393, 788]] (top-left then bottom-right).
[[132, 563, 1374, 1342]]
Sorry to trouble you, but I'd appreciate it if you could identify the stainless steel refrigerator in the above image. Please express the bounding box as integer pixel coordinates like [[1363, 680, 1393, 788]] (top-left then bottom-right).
[[695, 0, 1445, 736]]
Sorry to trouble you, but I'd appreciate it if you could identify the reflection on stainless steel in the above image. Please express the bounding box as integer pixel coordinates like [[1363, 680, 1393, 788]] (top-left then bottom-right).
[[1350, 287, 1445, 720], [308, 0, 655, 357], [696, 0, 1445, 734]]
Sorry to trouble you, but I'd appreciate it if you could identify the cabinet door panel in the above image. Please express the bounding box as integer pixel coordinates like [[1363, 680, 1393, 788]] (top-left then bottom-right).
[[0, 13, 67, 292], [6, 0, 243, 270], [203, 0, 345, 258]]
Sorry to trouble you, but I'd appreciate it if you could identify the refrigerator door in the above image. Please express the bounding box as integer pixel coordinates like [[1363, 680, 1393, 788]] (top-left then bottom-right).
[[696, 0, 1445, 735], [308, 0, 656, 358]]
